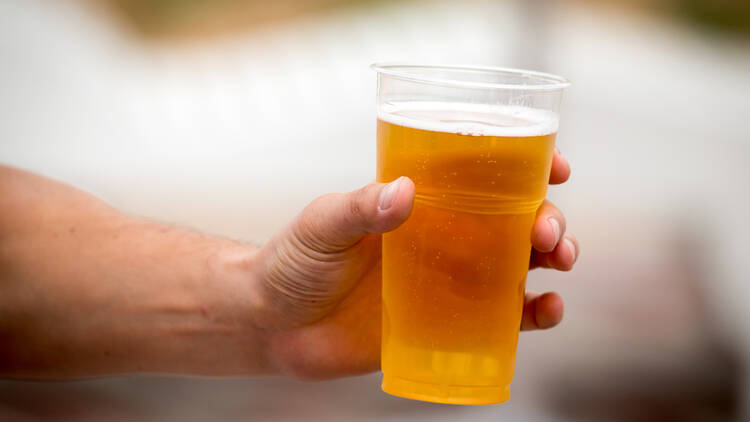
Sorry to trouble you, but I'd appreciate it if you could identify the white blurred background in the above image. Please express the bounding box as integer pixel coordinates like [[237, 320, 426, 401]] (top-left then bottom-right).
[[1, 0, 749, 420]]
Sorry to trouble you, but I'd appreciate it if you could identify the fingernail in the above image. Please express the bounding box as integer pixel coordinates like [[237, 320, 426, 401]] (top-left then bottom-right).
[[564, 237, 577, 260], [548, 217, 561, 245], [554, 146, 561, 155], [378, 177, 403, 211]]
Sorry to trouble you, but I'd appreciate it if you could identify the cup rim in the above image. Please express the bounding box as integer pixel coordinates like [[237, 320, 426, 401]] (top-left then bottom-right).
[[370, 62, 571, 91]]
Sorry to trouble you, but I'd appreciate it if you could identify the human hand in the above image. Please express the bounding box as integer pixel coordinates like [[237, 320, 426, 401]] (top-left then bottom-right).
[[251, 148, 578, 380]]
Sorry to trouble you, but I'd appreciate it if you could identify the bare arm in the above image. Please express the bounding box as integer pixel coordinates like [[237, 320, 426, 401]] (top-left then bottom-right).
[[0, 166, 269, 378]]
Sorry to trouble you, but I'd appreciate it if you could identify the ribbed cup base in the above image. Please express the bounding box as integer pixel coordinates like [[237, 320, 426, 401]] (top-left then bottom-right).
[[382, 374, 510, 405]]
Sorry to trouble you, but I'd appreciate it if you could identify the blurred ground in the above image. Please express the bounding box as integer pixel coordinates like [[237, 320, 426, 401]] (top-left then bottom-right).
[[1, 0, 749, 420]]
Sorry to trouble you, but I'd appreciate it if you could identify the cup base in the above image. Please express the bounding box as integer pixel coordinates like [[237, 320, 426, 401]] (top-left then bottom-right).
[[382, 374, 510, 405]]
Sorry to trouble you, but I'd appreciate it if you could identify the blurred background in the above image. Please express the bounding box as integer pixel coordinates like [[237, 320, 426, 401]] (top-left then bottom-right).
[[1, 0, 749, 420]]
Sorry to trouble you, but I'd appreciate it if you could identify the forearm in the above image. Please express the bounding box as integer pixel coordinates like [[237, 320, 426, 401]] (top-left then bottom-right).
[[0, 166, 272, 379]]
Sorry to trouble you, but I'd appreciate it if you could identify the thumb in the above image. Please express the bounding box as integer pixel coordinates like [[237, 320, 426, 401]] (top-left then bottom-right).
[[294, 177, 415, 252]]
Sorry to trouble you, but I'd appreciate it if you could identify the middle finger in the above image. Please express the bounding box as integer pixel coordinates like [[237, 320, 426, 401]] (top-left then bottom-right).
[[531, 199, 567, 253]]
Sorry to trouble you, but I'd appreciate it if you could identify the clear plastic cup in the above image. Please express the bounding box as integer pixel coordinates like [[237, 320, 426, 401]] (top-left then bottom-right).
[[374, 63, 569, 405]]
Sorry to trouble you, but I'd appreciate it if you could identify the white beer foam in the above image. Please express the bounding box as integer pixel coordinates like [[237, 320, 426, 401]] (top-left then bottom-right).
[[378, 101, 558, 137]]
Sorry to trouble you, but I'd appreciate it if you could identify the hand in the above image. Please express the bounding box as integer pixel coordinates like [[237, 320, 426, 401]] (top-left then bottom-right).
[[252, 149, 578, 380]]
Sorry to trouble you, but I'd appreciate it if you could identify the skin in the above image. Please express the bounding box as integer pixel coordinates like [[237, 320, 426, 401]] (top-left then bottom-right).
[[0, 150, 577, 380]]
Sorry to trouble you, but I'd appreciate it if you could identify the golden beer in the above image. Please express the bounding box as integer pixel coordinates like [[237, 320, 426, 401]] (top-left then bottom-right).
[[378, 102, 556, 404]]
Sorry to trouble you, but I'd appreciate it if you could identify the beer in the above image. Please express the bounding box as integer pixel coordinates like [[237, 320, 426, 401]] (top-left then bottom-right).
[[378, 101, 556, 405]]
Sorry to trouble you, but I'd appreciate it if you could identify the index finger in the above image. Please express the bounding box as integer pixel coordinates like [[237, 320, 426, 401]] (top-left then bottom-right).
[[549, 147, 570, 185]]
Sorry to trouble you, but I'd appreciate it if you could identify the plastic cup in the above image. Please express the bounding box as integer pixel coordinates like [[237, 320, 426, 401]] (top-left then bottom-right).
[[374, 63, 569, 405]]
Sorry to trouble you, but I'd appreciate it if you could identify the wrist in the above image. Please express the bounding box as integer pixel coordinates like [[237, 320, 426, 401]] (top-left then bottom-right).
[[206, 241, 281, 376]]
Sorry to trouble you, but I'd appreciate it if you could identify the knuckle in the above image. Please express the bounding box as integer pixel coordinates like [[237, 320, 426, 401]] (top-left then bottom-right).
[[315, 192, 339, 206], [348, 192, 364, 220], [347, 184, 375, 222], [306, 193, 338, 216]]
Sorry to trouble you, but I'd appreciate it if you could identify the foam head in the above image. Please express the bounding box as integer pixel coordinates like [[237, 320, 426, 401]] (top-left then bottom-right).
[[378, 101, 558, 137]]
